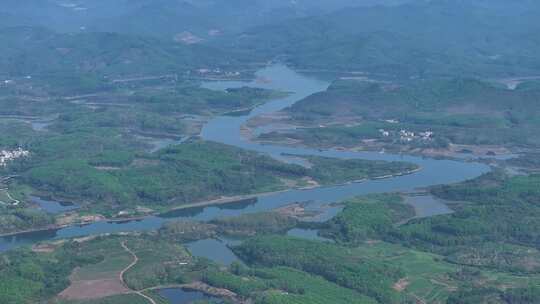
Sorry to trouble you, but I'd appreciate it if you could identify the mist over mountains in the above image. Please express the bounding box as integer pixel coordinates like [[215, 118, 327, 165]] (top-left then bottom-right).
[[3, 2, 540, 304], [1, 0, 540, 78], [0, 0, 412, 35]]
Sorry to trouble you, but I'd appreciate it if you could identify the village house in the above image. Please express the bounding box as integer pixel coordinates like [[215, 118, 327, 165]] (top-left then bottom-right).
[[0, 148, 30, 167]]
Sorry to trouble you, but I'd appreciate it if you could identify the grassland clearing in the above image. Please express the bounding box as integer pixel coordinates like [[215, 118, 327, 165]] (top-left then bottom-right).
[[59, 239, 133, 300]]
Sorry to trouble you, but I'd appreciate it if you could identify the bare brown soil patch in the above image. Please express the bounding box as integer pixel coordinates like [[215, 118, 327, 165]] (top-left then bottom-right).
[[275, 203, 308, 218], [365, 240, 382, 245], [174, 31, 203, 44], [275, 202, 321, 220], [56, 213, 106, 226], [31, 240, 65, 253], [59, 277, 130, 300], [393, 278, 410, 292], [58, 241, 132, 301], [183, 282, 241, 302], [94, 166, 122, 171]]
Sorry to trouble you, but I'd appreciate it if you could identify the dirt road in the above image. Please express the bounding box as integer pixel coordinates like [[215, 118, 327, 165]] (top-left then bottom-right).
[[120, 241, 157, 304]]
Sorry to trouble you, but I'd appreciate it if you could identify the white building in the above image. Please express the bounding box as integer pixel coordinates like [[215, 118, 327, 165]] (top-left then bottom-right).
[[0, 148, 30, 167]]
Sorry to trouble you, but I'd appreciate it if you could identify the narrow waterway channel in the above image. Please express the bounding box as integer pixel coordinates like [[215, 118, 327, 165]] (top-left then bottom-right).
[[0, 65, 490, 252]]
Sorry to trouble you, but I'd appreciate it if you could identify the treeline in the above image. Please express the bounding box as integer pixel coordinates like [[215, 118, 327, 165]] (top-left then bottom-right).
[[210, 212, 297, 237], [389, 173, 540, 273], [0, 237, 114, 303], [278, 77, 540, 150], [233, 235, 403, 303], [313, 172, 540, 302], [321, 194, 414, 244], [132, 86, 285, 116], [507, 153, 540, 170], [447, 286, 540, 304], [20, 138, 418, 216], [22, 141, 307, 215], [306, 157, 418, 184], [0, 206, 55, 235], [0, 234, 214, 303], [203, 266, 378, 304]]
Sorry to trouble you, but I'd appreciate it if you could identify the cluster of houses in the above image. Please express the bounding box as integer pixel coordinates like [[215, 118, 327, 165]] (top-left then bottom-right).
[[194, 68, 241, 78], [378, 129, 434, 142], [0, 148, 30, 167]]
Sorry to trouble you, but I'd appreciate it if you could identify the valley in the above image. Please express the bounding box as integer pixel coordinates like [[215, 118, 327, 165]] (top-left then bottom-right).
[[2, 1, 540, 304]]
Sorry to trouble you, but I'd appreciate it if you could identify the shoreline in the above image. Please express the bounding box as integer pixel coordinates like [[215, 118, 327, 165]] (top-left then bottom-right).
[[0, 167, 423, 240], [251, 136, 516, 162], [0, 65, 479, 246], [0, 224, 69, 238], [241, 117, 516, 161]]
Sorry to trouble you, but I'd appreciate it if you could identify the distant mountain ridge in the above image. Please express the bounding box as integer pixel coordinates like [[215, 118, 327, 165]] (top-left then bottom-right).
[[222, 0, 540, 78], [0, 0, 414, 37], [0, 26, 237, 78]]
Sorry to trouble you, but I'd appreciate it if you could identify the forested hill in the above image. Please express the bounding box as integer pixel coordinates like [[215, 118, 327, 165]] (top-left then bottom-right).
[[0, 26, 238, 79], [224, 0, 540, 78], [5, 0, 539, 79], [0, 0, 413, 37]]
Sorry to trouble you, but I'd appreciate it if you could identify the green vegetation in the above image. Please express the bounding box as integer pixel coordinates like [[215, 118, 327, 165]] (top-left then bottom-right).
[[446, 285, 540, 304], [4, 178, 540, 304], [353, 242, 461, 303], [0, 182, 54, 235], [260, 78, 540, 152], [4, 2, 540, 304], [230, 1, 540, 78], [507, 153, 540, 171], [158, 221, 218, 243], [54, 294, 151, 304], [122, 237, 195, 290], [0, 232, 216, 304], [204, 266, 378, 304], [211, 212, 297, 237], [0, 64, 301, 232], [0, 106, 417, 233], [306, 157, 418, 184], [295, 173, 540, 303], [0, 238, 116, 303], [68, 239, 132, 281], [0, 121, 38, 148], [0, 27, 240, 81], [321, 194, 414, 244], [0, 207, 54, 235], [233, 235, 403, 303], [261, 122, 386, 148], [206, 174, 540, 303], [22, 140, 307, 213], [0, 85, 296, 222], [394, 173, 540, 273], [136, 87, 288, 116], [0, 70, 418, 236]]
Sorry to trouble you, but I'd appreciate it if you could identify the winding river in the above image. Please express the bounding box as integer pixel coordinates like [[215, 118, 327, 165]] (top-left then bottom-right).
[[0, 65, 490, 252]]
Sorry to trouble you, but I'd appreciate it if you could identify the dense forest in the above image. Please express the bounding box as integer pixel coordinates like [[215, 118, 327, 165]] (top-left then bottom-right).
[[258, 77, 540, 152], [1, 1, 540, 304]]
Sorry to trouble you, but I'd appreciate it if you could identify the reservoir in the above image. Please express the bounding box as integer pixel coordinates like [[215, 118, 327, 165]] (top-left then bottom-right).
[[0, 65, 490, 252], [158, 288, 222, 304]]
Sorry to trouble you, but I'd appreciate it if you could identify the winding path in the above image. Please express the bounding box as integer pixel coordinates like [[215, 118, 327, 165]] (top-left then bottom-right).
[[0, 65, 489, 254], [5, 190, 20, 206], [120, 241, 157, 304]]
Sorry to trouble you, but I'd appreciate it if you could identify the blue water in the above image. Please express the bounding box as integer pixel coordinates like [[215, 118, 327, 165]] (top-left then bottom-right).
[[0, 65, 490, 252], [30, 196, 79, 214], [186, 237, 242, 266], [158, 288, 221, 304]]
